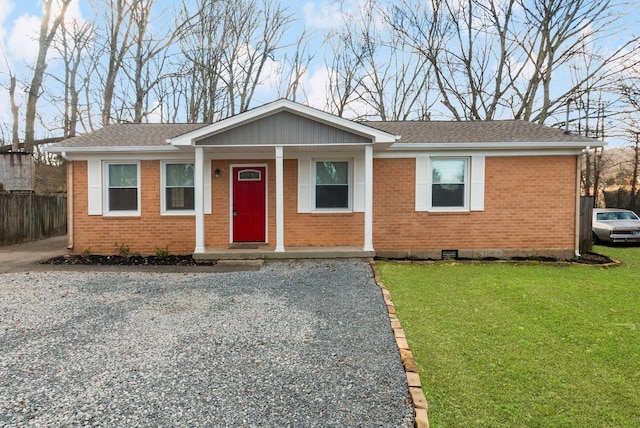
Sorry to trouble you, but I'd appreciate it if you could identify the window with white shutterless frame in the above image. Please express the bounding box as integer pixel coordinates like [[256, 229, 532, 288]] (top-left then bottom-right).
[[297, 157, 367, 213], [161, 162, 195, 214], [314, 160, 351, 210], [104, 162, 140, 216]]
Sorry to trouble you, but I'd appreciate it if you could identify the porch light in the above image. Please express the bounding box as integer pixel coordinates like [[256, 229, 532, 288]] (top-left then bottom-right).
[[215, 168, 221, 178]]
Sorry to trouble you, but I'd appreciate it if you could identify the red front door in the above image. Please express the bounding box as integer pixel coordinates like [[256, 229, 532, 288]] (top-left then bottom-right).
[[232, 166, 266, 242]]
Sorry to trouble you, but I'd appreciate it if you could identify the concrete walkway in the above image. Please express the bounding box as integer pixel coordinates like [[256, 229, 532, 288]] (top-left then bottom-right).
[[0, 235, 68, 273]]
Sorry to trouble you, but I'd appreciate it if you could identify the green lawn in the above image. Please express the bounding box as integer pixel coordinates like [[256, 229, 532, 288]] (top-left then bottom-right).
[[378, 246, 640, 428]]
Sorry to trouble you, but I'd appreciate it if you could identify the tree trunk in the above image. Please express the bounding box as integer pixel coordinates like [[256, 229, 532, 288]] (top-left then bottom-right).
[[9, 75, 20, 151], [24, 0, 72, 152]]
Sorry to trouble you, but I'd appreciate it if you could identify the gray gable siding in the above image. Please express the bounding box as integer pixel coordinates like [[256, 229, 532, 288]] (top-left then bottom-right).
[[195, 111, 372, 146]]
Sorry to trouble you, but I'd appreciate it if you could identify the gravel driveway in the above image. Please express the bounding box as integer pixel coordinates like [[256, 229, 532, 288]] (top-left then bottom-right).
[[0, 261, 413, 427]]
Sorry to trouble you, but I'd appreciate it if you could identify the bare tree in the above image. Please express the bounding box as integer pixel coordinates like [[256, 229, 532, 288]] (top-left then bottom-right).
[[94, 0, 137, 125], [120, 0, 193, 122], [3, 51, 22, 150], [52, 18, 93, 138], [172, 0, 295, 122], [324, 0, 434, 120], [275, 29, 315, 102], [220, 0, 294, 116], [618, 79, 640, 211], [325, 29, 361, 117], [24, 0, 73, 152], [389, 0, 640, 124], [175, 0, 229, 122], [389, 0, 521, 120]]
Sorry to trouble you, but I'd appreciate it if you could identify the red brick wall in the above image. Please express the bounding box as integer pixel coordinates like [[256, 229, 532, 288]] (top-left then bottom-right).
[[283, 159, 364, 246], [372, 156, 578, 253], [71, 160, 196, 254], [70, 155, 578, 255]]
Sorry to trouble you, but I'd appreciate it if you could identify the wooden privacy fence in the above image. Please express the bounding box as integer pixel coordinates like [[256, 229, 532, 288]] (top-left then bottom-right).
[[579, 196, 594, 255], [0, 194, 67, 246]]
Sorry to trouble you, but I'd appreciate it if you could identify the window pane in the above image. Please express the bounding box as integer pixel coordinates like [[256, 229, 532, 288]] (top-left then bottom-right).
[[166, 187, 195, 210], [109, 164, 137, 187], [432, 184, 465, 207], [316, 185, 349, 208], [109, 188, 137, 211], [238, 170, 261, 181], [316, 162, 348, 185], [166, 163, 194, 187], [432, 159, 465, 184]]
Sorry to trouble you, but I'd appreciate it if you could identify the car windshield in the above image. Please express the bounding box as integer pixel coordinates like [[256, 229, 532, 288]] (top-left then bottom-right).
[[596, 211, 640, 221]]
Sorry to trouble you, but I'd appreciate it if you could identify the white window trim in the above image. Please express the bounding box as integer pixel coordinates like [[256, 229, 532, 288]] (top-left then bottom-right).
[[416, 155, 485, 212], [161, 161, 195, 216], [103, 161, 141, 217], [312, 159, 353, 213], [428, 157, 469, 212]]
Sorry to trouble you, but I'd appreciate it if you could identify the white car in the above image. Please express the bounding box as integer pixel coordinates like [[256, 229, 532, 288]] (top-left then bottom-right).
[[592, 208, 640, 244]]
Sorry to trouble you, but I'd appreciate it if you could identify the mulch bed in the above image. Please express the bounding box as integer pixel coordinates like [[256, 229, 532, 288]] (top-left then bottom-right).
[[43, 254, 214, 266], [572, 252, 616, 265], [377, 252, 617, 265], [45, 252, 616, 266]]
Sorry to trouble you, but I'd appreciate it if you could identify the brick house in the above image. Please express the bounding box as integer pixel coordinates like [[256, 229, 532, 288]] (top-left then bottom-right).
[[46, 99, 599, 260]]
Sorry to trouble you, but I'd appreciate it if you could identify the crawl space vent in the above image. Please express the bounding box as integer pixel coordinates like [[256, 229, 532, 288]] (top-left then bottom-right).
[[441, 250, 458, 260]]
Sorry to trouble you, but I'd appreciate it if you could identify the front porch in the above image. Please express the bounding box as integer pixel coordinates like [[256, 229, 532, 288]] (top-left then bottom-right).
[[192, 245, 375, 261]]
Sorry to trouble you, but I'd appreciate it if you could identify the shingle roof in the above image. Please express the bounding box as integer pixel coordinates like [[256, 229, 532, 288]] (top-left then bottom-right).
[[363, 120, 596, 144], [53, 123, 208, 148], [50, 119, 596, 150]]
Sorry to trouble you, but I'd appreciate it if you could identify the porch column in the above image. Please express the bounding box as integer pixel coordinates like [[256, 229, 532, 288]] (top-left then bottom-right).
[[364, 144, 374, 252], [194, 146, 205, 254], [275, 146, 285, 252]]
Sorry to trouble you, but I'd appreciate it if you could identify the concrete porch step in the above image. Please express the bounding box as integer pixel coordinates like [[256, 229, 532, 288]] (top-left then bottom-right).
[[193, 246, 375, 261]]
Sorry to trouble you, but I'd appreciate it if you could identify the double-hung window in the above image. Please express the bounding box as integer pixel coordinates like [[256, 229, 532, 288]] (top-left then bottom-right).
[[106, 162, 140, 215], [431, 158, 467, 209], [416, 156, 485, 212], [315, 161, 350, 210], [163, 162, 195, 213]]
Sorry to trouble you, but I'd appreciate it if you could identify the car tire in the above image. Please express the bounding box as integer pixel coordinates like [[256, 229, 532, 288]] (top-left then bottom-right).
[[591, 231, 599, 245]]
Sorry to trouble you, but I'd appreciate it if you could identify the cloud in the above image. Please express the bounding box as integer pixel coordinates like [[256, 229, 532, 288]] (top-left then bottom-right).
[[0, 0, 16, 74], [300, 65, 330, 109], [0, 0, 15, 29], [6, 13, 40, 64], [6, 0, 84, 65], [302, 1, 343, 30]]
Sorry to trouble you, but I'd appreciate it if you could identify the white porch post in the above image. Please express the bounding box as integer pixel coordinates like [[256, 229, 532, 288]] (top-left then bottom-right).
[[275, 146, 285, 252], [364, 144, 374, 252], [194, 146, 205, 254]]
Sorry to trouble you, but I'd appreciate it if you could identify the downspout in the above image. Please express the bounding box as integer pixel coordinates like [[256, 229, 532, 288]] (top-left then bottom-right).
[[61, 152, 73, 250]]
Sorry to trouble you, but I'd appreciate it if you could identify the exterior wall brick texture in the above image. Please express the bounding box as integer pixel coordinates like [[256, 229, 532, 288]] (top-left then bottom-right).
[[70, 154, 578, 256], [372, 156, 577, 253]]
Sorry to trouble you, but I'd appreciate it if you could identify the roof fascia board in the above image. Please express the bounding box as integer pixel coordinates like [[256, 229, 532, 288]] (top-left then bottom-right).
[[375, 149, 585, 158], [61, 151, 199, 162], [168, 99, 399, 146], [46, 145, 181, 154], [389, 141, 604, 150]]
